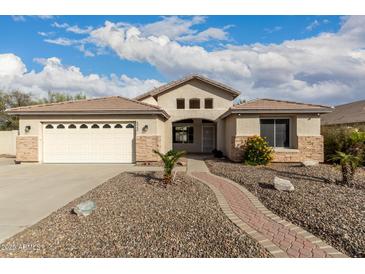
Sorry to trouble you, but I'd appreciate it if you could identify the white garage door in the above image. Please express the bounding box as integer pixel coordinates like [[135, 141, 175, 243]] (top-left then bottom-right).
[[43, 122, 135, 163]]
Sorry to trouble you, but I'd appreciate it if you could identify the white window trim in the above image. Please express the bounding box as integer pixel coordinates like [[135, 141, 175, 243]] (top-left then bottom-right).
[[260, 117, 292, 148]]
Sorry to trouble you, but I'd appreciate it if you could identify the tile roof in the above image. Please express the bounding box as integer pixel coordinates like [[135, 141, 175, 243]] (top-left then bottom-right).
[[232, 98, 333, 111], [321, 99, 365, 125], [134, 74, 241, 100], [220, 98, 333, 118], [6, 96, 169, 118]]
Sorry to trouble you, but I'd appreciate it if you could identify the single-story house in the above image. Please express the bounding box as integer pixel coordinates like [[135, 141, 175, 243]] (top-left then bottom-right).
[[321, 99, 365, 130], [7, 75, 332, 164]]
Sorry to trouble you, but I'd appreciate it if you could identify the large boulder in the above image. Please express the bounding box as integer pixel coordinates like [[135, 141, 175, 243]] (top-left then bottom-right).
[[274, 177, 294, 192], [302, 160, 319, 167], [72, 200, 96, 216]]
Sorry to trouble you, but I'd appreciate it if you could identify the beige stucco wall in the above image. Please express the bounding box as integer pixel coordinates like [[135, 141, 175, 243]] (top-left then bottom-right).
[[234, 113, 317, 149], [156, 79, 234, 121], [226, 113, 323, 162], [18, 114, 164, 162], [140, 96, 158, 106], [224, 115, 236, 159], [148, 79, 235, 153], [297, 115, 321, 136]]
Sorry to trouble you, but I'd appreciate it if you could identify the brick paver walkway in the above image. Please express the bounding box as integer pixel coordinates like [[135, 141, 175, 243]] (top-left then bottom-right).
[[190, 171, 347, 258]]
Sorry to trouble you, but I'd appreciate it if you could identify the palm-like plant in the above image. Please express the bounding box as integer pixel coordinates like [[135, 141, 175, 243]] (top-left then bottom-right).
[[153, 149, 186, 184], [331, 151, 361, 187]]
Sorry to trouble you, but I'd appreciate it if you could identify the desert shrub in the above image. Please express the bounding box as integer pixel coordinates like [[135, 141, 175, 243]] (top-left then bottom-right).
[[323, 126, 365, 165], [243, 135, 274, 166]]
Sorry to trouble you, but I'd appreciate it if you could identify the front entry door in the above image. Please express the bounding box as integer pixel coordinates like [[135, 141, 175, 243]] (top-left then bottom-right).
[[202, 126, 215, 153]]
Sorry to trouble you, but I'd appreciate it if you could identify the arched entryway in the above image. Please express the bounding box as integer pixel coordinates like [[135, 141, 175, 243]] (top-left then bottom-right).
[[172, 118, 216, 153]]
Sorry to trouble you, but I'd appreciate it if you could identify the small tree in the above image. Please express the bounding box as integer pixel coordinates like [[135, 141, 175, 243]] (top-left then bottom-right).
[[331, 151, 361, 187], [153, 149, 186, 184], [243, 135, 274, 166], [330, 130, 365, 187]]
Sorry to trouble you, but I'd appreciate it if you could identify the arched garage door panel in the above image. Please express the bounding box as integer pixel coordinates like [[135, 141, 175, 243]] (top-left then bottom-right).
[[43, 123, 135, 163]]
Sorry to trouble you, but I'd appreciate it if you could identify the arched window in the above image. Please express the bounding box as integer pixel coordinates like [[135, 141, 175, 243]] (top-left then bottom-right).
[[103, 124, 111, 129], [57, 124, 65, 129], [126, 123, 134, 128], [45, 124, 54, 129], [114, 124, 123, 128], [68, 124, 76, 129], [91, 124, 100, 129], [80, 124, 88, 129]]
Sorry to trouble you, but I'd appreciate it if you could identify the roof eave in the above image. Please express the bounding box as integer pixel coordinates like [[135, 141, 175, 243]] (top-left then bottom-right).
[[220, 108, 333, 119], [6, 110, 170, 119]]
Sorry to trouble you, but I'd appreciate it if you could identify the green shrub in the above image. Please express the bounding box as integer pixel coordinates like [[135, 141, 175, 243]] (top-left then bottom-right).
[[243, 135, 274, 166], [323, 126, 365, 165]]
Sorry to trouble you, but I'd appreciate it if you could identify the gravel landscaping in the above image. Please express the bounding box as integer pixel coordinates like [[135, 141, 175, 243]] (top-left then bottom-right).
[[0, 172, 269, 258], [206, 159, 365, 257]]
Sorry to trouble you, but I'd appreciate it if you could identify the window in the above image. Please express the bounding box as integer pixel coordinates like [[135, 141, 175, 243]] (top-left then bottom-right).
[[45, 124, 53, 129], [260, 119, 290, 148], [114, 124, 123, 128], [176, 98, 185, 109], [189, 98, 200, 109], [56, 124, 65, 129], [173, 126, 194, 143], [126, 123, 134, 128], [91, 124, 99, 129], [80, 124, 88, 129], [68, 124, 76, 129], [205, 98, 213, 109], [103, 124, 111, 129]]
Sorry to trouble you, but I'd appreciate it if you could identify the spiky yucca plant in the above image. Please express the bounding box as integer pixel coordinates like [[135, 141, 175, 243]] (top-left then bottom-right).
[[153, 149, 186, 184]]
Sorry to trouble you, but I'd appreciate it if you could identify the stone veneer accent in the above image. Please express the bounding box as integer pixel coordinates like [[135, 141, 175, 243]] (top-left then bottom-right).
[[135, 135, 161, 162], [16, 136, 38, 162], [230, 135, 324, 163]]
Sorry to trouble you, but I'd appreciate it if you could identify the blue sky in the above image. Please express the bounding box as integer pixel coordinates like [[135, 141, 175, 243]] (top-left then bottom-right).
[[0, 15, 363, 105]]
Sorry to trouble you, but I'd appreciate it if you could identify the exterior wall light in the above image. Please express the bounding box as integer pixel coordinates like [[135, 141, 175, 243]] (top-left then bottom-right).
[[25, 125, 31, 133], [142, 125, 149, 133]]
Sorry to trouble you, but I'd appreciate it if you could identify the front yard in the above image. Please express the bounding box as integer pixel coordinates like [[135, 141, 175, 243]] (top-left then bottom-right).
[[0, 172, 269, 258], [205, 159, 365, 257]]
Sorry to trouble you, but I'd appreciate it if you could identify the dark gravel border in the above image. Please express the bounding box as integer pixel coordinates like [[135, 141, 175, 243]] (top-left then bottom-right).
[[0, 172, 269, 258], [206, 159, 365, 258]]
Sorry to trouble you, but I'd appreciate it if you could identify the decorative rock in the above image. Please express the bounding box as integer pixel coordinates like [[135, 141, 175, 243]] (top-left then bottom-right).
[[302, 160, 319, 167], [274, 177, 294, 192], [72, 200, 96, 216]]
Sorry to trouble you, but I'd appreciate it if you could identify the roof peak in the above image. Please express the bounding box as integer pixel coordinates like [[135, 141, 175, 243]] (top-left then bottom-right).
[[134, 74, 241, 101]]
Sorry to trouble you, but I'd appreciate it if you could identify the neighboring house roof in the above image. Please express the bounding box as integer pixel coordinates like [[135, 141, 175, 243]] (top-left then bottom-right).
[[134, 74, 241, 101], [321, 99, 365, 125], [220, 98, 333, 119], [6, 96, 170, 119]]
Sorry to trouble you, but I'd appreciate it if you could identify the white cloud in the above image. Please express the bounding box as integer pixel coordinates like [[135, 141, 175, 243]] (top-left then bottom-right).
[[142, 16, 206, 40], [66, 25, 93, 34], [36, 15, 54, 20], [177, 27, 229, 42], [0, 54, 163, 99], [44, 37, 76, 46], [264, 26, 283, 33], [11, 16, 26, 22], [306, 20, 320, 31], [84, 16, 365, 105], [0, 53, 27, 76], [51, 21, 93, 34]]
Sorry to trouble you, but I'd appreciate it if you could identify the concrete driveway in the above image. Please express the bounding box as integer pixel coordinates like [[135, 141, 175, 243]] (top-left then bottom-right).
[[0, 160, 156, 243]]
